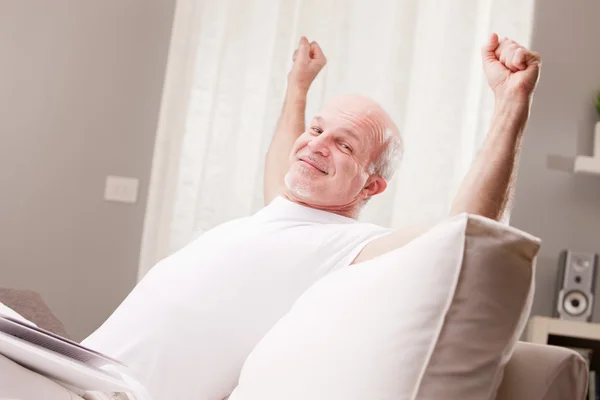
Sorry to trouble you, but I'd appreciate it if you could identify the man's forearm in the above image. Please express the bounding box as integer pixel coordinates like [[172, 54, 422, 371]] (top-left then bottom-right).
[[450, 97, 531, 221], [272, 86, 308, 145], [263, 85, 308, 203]]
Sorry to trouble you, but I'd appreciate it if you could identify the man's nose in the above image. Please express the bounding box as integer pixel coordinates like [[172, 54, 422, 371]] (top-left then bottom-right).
[[307, 134, 331, 157]]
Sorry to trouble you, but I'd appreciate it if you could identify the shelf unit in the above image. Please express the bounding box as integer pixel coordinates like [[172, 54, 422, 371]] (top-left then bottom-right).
[[547, 121, 600, 176], [527, 316, 600, 343]]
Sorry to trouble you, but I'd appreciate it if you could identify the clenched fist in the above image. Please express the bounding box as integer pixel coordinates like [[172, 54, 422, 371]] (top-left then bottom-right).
[[288, 36, 327, 92], [482, 33, 541, 101]]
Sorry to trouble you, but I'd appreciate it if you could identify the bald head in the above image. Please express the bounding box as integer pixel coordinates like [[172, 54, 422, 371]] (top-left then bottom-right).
[[321, 94, 400, 139]]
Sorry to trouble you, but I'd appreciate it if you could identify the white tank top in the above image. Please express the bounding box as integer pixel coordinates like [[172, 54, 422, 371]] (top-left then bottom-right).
[[82, 196, 392, 400]]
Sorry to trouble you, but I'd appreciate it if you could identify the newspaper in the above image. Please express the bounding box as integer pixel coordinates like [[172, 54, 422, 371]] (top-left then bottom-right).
[[0, 315, 151, 399]]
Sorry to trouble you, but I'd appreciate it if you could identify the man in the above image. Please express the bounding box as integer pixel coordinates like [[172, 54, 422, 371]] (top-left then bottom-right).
[[82, 34, 541, 400], [270, 35, 540, 258]]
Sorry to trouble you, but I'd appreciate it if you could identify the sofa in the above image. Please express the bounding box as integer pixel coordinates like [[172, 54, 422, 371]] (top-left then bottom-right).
[[0, 288, 588, 399]]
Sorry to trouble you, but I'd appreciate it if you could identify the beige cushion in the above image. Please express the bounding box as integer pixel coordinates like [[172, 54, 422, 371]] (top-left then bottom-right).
[[496, 342, 588, 400], [229, 213, 540, 400]]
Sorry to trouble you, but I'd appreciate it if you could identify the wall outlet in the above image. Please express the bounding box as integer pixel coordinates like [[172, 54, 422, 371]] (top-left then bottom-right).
[[104, 175, 139, 204]]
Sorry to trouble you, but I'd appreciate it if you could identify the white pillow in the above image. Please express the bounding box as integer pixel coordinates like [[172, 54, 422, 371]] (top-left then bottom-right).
[[229, 213, 540, 400]]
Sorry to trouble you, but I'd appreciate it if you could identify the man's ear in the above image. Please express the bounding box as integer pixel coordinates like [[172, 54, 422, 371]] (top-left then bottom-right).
[[362, 175, 387, 199]]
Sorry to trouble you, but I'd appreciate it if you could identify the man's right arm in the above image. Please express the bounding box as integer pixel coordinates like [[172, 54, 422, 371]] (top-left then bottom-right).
[[263, 37, 327, 205], [264, 85, 309, 204]]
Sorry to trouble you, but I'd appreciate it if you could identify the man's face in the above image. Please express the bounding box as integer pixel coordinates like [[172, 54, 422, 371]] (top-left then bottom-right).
[[284, 95, 391, 209]]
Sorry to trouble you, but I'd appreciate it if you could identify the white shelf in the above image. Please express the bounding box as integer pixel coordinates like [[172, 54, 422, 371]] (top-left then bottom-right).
[[547, 121, 600, 176], [526, 316, 600, 344], [574, 156, 600, 175]]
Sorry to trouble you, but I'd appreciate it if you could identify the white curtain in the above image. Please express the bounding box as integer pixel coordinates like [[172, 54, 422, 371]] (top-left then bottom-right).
[[138, 0, 535, 279]]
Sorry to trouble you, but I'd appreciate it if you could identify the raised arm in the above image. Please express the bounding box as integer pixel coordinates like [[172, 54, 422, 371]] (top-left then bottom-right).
[[264, 37, 327, 204], [450, 34, 541, 221], [353, 34, 541, 264]]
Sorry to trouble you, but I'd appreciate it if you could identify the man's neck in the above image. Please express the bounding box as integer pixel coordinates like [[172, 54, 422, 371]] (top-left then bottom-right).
[[281, 191, 361, 220]]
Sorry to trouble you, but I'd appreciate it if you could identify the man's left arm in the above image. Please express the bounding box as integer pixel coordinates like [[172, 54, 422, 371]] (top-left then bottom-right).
[[353, 34, 541, 264], [450, 34, 540, 221]]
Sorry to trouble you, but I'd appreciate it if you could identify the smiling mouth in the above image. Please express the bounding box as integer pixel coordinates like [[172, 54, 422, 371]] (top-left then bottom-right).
[[300, 159, 327, 174]]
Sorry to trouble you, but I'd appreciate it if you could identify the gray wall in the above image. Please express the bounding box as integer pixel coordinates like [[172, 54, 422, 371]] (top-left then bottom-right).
[[511, 0, 600, 320], [0, 1, 175, 340]]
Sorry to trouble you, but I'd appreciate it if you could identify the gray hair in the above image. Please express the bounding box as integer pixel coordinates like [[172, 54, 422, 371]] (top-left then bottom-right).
[[368, 132, 403, 181]]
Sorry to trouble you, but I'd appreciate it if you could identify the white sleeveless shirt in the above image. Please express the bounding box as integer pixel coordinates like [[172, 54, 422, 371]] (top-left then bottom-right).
[[82, 196, 392, 400]]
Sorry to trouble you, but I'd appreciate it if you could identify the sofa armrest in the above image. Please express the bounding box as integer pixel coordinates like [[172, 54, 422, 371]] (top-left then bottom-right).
[[0, 288, 70, 339], [496, 341, 588, 400]]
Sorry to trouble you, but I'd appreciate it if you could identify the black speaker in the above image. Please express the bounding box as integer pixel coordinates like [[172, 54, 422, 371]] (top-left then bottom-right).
[[554, 250, 599, 322]]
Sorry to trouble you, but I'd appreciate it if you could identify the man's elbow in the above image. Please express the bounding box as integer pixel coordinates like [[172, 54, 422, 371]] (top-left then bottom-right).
[[449, 200, 506, 222]]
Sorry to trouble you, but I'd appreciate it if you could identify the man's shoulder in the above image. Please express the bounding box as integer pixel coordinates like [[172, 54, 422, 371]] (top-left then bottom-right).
[[351, 223, 435, 264]]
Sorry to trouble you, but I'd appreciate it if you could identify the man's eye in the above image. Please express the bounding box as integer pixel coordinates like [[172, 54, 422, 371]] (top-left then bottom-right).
[[341, 144, 352, 152], [311, 127, 323, 134]]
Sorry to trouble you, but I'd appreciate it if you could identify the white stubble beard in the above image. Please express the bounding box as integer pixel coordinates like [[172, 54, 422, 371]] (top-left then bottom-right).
[[284, 170, 313, 199]]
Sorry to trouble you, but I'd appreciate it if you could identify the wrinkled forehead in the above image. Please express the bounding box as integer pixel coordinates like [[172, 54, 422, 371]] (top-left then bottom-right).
[[318, 94, 398, 141]]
